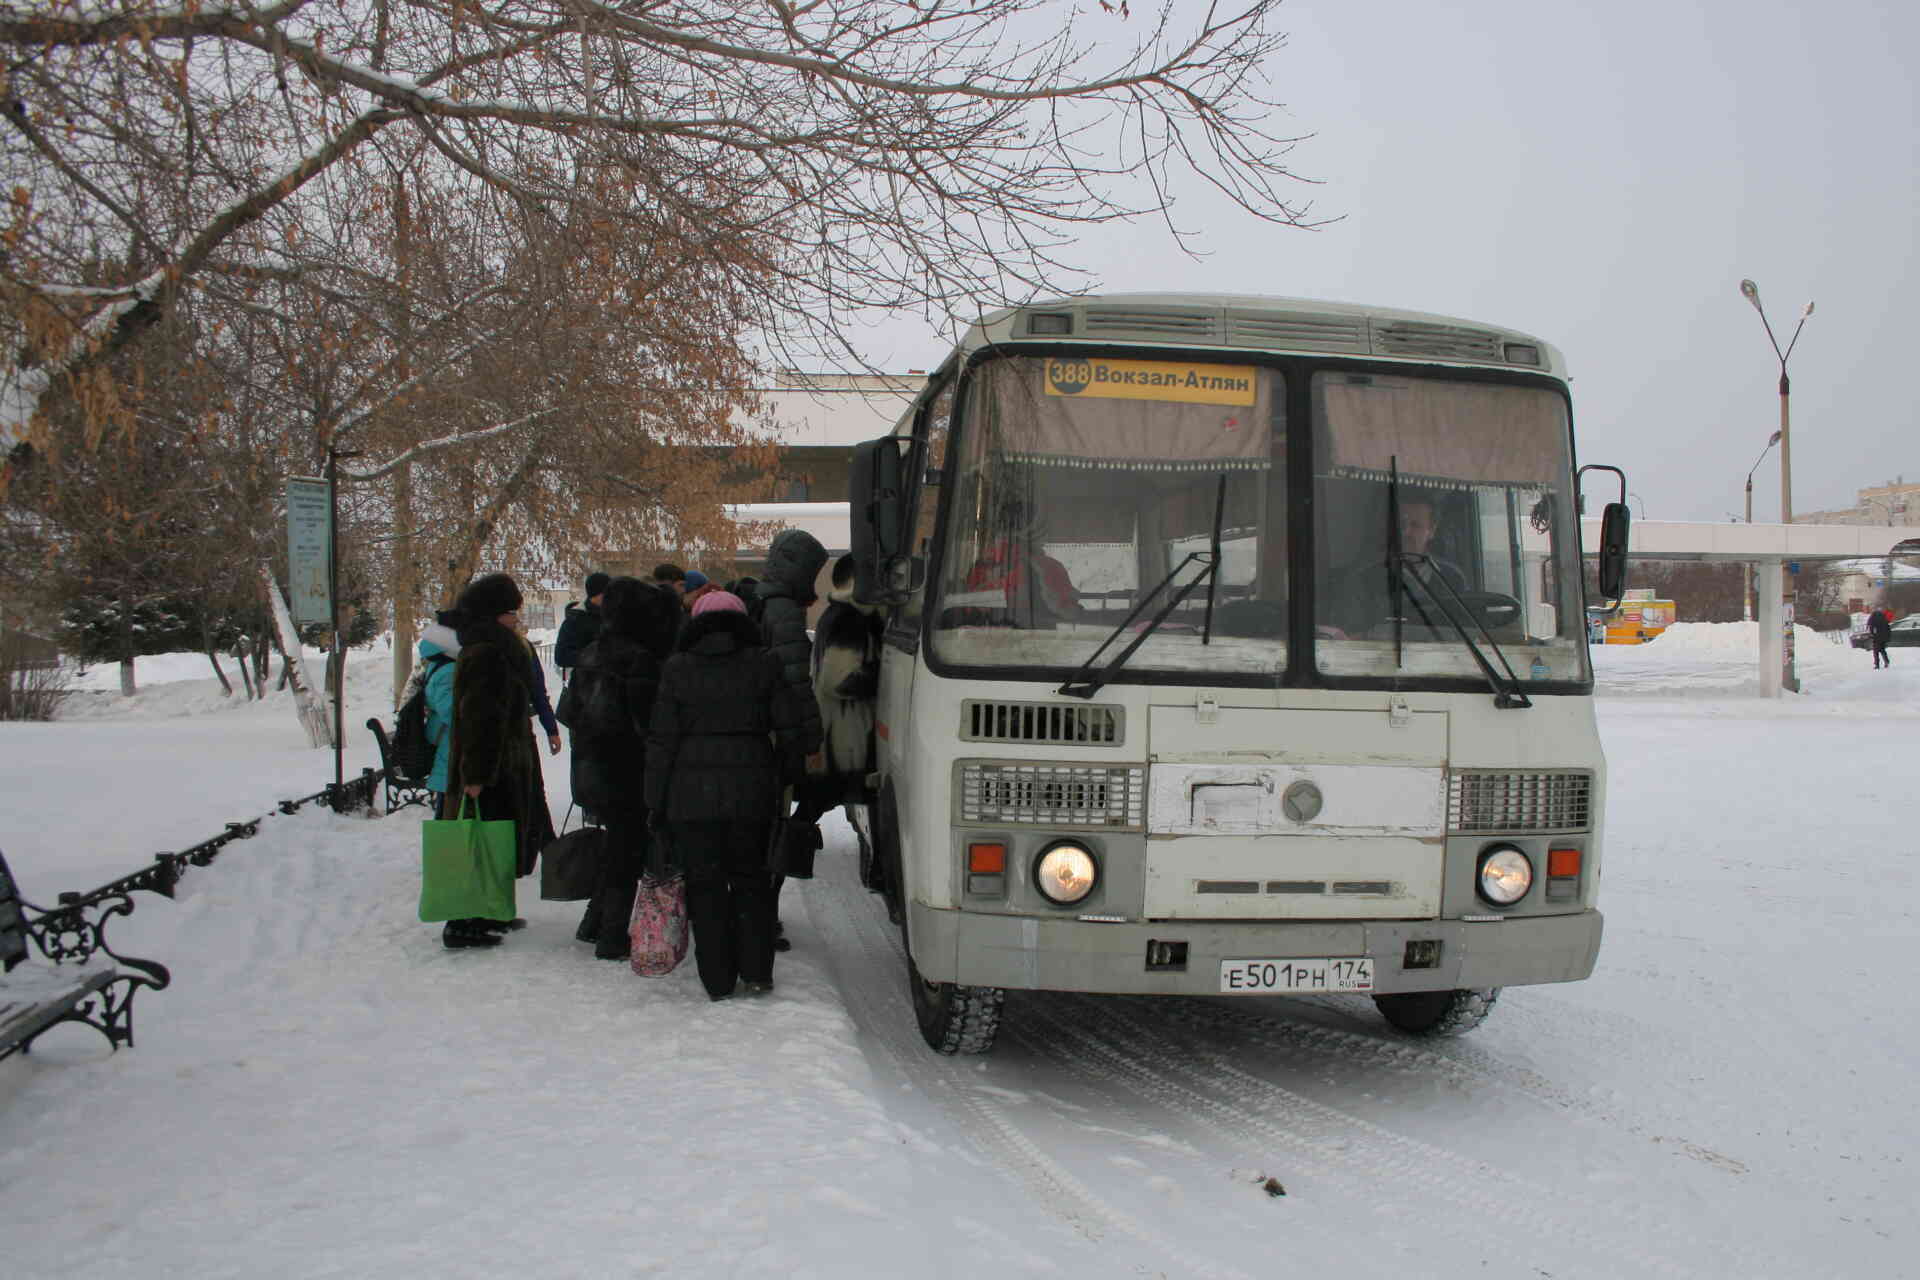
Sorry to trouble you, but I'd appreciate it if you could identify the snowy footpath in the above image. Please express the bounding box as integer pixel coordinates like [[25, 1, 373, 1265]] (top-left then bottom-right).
[[1, 627, 1916, 1279]]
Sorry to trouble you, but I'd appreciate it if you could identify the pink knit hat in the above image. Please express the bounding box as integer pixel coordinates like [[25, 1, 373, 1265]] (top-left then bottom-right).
[[690, 590, 746, 618]]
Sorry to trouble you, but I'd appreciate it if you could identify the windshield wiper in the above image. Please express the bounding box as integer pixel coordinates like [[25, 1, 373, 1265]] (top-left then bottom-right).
[[1201, 473, 1226, 644], [1059, 475, 1229, 700], [1397, 557, 1533, 710]]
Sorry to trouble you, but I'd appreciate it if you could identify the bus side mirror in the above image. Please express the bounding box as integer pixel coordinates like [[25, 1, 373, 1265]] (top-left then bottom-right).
[[851, 435, 916, 605], [1597, 502, 1630, 601]]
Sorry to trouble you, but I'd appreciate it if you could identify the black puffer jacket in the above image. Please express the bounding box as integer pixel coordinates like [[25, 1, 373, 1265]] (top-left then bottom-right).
[[755, 528, 827, 756], [553, 600, 602, 671], [644, 610, 808, 824], [570, 580, 681, 816]]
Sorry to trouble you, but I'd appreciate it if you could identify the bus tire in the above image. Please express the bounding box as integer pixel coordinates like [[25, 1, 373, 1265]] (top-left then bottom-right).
[[1372, 987, 1500, 1037], [909, 953, 1005, 1055]]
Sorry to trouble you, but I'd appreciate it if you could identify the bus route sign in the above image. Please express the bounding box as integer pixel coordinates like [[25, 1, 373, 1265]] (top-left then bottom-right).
[[1044, 357, 1257, 407]]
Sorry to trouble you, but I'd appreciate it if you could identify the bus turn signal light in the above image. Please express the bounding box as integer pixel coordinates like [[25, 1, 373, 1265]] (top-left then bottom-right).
[[1548, 848, 1582, 878], [968, 843, 1007, 874]]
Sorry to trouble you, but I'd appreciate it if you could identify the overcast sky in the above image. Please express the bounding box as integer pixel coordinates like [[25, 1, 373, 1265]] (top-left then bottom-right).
[[860, 0, 1918, 525]]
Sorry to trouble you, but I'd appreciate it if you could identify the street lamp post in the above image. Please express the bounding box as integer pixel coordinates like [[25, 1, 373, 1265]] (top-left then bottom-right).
[[1739, 278, 1814, 691], [1742, 431, 1781, 621]]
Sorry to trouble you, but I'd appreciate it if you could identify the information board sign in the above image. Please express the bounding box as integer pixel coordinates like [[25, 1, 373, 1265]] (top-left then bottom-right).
[[286, 477, 333, 627]]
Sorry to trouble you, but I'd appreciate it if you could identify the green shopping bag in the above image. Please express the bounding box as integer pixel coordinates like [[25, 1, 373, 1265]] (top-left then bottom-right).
[[419, 796, 518, 922]]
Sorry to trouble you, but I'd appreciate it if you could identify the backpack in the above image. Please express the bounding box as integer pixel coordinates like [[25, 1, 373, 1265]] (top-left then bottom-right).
[[564, 645, 630, 744], [392, 654, 454, 779]]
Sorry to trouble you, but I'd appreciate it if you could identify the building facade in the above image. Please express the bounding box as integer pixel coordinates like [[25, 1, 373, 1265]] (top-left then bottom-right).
[[1798, 477, 1920, 528]]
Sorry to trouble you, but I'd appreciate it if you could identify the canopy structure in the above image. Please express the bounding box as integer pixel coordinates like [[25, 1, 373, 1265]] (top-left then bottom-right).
[[1581, 519, 1920, 695]]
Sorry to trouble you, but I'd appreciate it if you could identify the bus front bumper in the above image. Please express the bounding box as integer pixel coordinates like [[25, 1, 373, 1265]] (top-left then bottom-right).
[[908, 903, 1604, 996]]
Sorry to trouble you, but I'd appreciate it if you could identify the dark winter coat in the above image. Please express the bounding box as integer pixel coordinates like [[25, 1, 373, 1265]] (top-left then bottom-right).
[[570, 582, 680, 817], [553, 600, 603, 672], [811, 586, 885, 779], [444, 616, 555, 872], [1868, 611, 1893, 643], [644, 610, 809, 825], [754, 528, 827, 757]]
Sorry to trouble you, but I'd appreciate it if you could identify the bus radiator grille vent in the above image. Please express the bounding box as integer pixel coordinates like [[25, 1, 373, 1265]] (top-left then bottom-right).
[[1448, 770, 1593, 834], [958, 762, 1146, 829], [960, 700, 1124, 746], [1082, 308, 1221, 341], [1370, 320, 1505, 363], [1227, 312, 1370, 354]]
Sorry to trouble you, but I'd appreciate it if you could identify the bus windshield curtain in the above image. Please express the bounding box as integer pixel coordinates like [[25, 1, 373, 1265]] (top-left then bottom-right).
[[1320, 378, 1566, 489], [978, 359, 1273, 473]]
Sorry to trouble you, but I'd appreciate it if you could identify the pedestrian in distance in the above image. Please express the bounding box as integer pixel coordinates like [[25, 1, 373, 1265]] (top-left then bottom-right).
[[644, 591, 809, 1000], [651, 563, 687, 591], [568, 577, 681, 959], [1868, 607, 1894, 669], [441, 572, 552, 948]]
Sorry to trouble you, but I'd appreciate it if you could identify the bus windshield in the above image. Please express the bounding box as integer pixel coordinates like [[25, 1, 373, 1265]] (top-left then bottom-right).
[[930, 354, 1289, 678], [1310, 371, 1587, 683], [926, 353, 1588, 688]]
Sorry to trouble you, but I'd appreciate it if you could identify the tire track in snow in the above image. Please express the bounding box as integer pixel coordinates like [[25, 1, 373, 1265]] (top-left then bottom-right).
[[1140, 994, 1753, 1176], [1028, 994, 1726, 1280], [804, 867, 1257, 1280]]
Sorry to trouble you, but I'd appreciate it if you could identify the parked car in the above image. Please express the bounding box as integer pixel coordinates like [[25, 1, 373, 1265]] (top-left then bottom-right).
[[1851, 614, 1920, 648]]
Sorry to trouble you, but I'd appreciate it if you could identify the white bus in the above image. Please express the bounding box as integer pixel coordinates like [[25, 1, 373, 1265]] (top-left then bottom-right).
[[847, 293, 1630, 1054]]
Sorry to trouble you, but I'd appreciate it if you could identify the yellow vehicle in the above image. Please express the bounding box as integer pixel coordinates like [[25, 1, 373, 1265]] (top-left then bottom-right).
[[1602, 590, 1673, 644]]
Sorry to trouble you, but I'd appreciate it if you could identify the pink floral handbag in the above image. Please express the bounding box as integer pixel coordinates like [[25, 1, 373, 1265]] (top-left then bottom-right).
[[629, 874, 689, 977]]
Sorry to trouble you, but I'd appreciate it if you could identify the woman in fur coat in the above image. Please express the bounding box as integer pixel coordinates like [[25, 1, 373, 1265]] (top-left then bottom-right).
[[441, 572, 555, 948]]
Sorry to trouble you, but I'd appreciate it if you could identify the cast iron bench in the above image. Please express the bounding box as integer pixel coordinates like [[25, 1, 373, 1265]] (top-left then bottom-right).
[[365, 717, 436, 813], [1, 848, 171, 1060]]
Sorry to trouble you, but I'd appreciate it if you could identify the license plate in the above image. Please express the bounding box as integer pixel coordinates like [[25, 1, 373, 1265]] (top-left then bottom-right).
[[1219, 957, 1374, 994]]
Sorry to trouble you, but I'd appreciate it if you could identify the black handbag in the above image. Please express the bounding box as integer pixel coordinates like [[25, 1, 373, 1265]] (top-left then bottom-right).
[[767, 817, 821, 880], [539, 821, 606, 901]]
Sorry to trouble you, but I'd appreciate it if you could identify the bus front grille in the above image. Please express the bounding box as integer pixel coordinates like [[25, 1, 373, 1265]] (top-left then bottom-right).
[[1447, 770, 1593, 834], [958, 762, 1146, 829]]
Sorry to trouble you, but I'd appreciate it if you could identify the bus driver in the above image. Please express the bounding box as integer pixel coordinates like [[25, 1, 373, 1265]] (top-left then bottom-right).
[[1323, 495, 1467, 637]]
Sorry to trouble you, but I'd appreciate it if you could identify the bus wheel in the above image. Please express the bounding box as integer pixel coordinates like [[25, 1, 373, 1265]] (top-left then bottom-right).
[[909, 954, 1005, 1055], [1372, 987, 1500, 1037]]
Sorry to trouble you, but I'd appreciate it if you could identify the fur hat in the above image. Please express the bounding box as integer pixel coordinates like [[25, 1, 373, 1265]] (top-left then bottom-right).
[[455, 572, 522, 621], [690, 590, 746, 618], [584, 571, 611, 599]]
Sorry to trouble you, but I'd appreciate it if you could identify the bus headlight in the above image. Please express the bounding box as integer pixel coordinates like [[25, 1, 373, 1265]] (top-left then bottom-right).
[[1035, 842, 1098, 905], [1476, 845, 1533, 906]]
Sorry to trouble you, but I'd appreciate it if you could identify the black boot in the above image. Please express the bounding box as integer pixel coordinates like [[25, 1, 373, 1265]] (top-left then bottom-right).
[[478, 917, 527, 934], [575, 902, 603, 943], [442, 919, 502, 949]]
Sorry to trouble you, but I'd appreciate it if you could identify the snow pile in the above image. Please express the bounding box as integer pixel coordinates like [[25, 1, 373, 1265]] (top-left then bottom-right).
[[1590, 620, 1883, 699]]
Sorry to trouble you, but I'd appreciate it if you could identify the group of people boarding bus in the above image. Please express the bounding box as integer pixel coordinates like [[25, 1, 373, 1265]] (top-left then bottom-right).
[[408, 532, 882, 1002]]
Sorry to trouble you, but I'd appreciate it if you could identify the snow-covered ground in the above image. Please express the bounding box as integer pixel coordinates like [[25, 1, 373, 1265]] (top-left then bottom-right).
[[2, 627, 1915, 1278]]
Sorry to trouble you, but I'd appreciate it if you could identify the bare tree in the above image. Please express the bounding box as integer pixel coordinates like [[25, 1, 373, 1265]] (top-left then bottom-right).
[[2, 1, 1318, 461]]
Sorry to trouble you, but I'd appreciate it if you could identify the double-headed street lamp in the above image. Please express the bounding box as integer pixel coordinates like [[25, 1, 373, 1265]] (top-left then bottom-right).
[[1739, 280, 1813, 522], [1739, 278, 1814, 690]]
